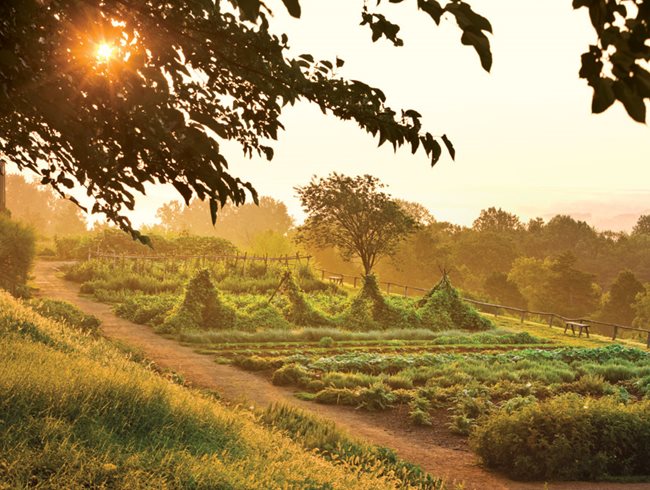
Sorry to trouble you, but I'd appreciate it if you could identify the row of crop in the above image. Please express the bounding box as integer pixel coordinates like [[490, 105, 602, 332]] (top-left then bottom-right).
[[195, 341, 554, 360], [235, 348, 650, 444], [232, 345, 650, 479]]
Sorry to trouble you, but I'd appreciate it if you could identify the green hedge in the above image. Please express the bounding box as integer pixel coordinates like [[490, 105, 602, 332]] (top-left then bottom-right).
[[471, 394, 650, 481], [0, 216, 35, 297]]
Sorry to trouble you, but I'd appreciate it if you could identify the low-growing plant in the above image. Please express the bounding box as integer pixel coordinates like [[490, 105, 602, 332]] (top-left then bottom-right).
[[356, 382, 397, 411], [114, 294, 176, 326], [321, 371, 379, 389], [566, 374, 615, 396], [314, 387, 360, 406], [319, 336, 335, 347], [233, 355, 280, 371], [272, 363, 312, 387], [260, 403, 443, 489], [29, 298, 100, 333], [409, 397, 433, 426]]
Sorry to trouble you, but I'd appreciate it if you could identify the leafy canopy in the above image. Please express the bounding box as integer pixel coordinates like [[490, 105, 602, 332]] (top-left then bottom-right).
[[296, 173, 417, 275], [1, 0, 647, 239]]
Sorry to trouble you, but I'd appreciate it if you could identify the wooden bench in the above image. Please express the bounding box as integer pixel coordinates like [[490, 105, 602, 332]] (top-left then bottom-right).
[[564, 321, 590, 338], [328, 275, 343, 285]]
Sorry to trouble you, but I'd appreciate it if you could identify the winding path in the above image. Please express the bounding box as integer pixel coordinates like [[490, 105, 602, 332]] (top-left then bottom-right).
[[33, 261, 650, 490]]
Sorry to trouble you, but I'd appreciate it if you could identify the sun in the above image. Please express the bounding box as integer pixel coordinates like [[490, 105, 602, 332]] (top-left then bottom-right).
[[96, 42, 114, 63]]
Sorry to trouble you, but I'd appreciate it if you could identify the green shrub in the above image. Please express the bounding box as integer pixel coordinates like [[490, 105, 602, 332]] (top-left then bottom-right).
[[29, 299, 100, 333], [233, 355, 279, 371], [271, 363, 312, 387], [448, 391, 493, 435], [319, 336, 335, 347], [224, 294, 291, 332], [114, 294, 176, 325], [419, 274, 493, 331], [344, 275, 406, 330], [471, 394, 650, 480], [162, 270, 236, 332], [281, 271, 331, 326], [567, 374, 615, 396], [314, 387, 360, 406], [409, 397, 433, 426], [0, 216, 35, 297], [356, 383, 397, 411]]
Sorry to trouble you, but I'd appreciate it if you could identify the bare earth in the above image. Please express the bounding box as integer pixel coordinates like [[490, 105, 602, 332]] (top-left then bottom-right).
[[32, 261, 650, 490]]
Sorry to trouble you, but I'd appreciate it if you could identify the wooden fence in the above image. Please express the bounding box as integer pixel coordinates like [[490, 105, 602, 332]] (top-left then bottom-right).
[[314, 268, 650, 348]]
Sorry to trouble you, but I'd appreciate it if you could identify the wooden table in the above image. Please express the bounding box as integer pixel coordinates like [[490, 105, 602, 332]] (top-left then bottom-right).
[[564, 321, 590, 338], [328, 275, 343, 285]]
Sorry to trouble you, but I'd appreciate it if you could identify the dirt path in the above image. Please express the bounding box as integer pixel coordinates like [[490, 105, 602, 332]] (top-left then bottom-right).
[[32, 261, 650, 490]]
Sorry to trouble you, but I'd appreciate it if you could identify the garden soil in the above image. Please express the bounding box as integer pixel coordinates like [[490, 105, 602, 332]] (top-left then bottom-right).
[[33, 261, 650, 490]]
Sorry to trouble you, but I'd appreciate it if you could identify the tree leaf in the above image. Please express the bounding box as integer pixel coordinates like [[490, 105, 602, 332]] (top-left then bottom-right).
[[461, 29, 492, 72], [281, 0, 301, 18], [441, 134, 455, 160]]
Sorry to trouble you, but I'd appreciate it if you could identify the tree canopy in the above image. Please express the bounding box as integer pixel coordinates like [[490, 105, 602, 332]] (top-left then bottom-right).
[[1, 0, 648, 238], [296, 173, 416, 275]]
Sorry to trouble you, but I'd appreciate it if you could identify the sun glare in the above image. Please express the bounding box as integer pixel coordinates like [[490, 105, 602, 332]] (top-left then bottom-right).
[[96, 42, 114, 63]]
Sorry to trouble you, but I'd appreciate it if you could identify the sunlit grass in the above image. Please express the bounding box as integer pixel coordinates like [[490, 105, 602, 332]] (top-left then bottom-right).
[[0, 291, 436, 489]]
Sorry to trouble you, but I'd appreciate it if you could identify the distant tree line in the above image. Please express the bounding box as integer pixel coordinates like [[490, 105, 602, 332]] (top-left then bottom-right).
[[8, 172, 650, 327]]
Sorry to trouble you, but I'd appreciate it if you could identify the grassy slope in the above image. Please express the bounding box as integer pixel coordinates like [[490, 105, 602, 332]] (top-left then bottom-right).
[[0, 291, 415, 489]]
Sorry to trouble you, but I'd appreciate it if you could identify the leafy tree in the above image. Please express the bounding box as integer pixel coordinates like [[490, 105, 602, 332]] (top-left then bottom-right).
[[453, 230, 520, 290], [483, 272, 527, 309], [530, 215, 599, 257], [157, 196, 293, 248], [296, 174, 416, 275], [472, 207, 522, 233], [544, 252, 601, 318], [0, 215, 35, 297], [633, 215, 650, 236], [395, 200, 435, 226], [600, 270, 644, 324], [1, 0, 647, 238], [632, 286, 650, 329], [527, 217, 545, 233], [6, 174, 87, 236], [509, 253, 599, 317]]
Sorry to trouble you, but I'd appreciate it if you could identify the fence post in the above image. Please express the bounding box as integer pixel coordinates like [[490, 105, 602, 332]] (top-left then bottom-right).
[[548, 314, 554, 327], [353, 277, 357, 288], [612, 325, 618, 341], [646, 331, 650, 349], [404, 285, 408, 297], [321, 269, 325, 280], [520, 311, 526, 324], [386, 282, 391, 295]]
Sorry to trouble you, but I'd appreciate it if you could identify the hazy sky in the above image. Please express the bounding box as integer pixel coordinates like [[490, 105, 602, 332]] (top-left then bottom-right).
[[11, 0, 650, 231]]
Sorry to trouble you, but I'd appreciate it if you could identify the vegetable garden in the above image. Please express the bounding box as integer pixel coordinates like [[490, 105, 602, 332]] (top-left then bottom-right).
[[61, 256, 650, 482]]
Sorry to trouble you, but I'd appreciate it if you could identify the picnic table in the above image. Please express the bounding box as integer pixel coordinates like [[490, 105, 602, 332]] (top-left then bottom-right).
[[564, 320, 590, 338], [328, 275, 344, 285]]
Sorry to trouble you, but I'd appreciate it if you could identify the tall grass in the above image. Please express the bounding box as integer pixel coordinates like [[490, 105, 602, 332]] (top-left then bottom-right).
[[0, 292, 435, 489]]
